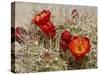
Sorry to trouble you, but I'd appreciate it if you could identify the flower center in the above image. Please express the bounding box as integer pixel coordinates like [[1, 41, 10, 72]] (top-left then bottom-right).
[[76, 41, 84, 53], [78, 44, 83, 51]]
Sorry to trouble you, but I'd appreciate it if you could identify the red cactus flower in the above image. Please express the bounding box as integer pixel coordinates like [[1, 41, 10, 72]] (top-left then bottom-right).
[[71, 9, 79, 18], [40, 21, 56, 39], [32, 10, 51, 26], [15, 27, 26, 43], [59, 40, 68, 53], [60, 30, 72, 53], [15, 27, 23, 38], [61, 30, 72, 43], [32, 9, 56, 39], [68, 36, 91, 61]]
